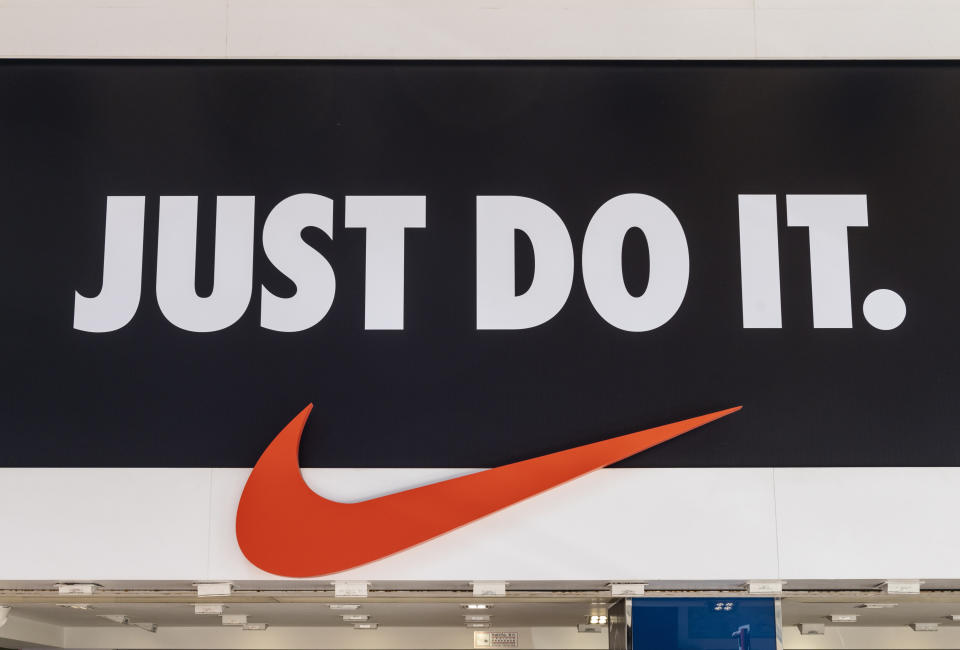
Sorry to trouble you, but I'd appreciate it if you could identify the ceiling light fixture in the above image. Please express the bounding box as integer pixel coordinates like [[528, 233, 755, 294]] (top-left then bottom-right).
[[589, 615, 608, 625], [194, 604, 224, 615], [57, 604, 93, 610], [329, 604, 361, 610], [97, 614, 129, 625], [243, 623, 268, 631], [465, 615, 491, 622], [353, 623, 378, 630], [858, 603, 898, 609], [466, 622, 491, 628], [830, 614, 857, 623], [462, 604, 492, 610], [341, 614, 369, 622], [912, 622, 939, 632], [221, 614, 247, 626]]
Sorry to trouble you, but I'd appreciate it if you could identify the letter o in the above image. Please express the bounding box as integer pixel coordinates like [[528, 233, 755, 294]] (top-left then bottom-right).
[[582, 194, 689, 332]]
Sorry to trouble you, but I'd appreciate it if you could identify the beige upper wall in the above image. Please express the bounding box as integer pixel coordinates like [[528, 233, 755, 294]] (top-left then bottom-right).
[[1, 0, 960, 59]]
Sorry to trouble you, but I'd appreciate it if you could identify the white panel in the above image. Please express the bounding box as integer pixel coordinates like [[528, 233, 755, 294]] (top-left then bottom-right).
[[756, 6, 960, 58], [7, 466, 960, 581], [0, 0, 226, 58], [759, 0, 960, 8], [2, 0, 960, 59], [775, 468, 960, 579], [225, 1, 756, 59], [208, 467, 779, 581], [0, 468, 212, 580]]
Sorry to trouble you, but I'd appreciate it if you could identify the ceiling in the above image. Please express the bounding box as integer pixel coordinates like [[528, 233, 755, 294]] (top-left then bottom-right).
[[7, 597, 960, 630], [7, 601, 612, 629], [783, 599, 960, 628]]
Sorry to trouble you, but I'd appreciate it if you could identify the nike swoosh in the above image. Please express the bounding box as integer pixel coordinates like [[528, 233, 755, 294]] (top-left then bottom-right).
[[236, 404, 741, 577]]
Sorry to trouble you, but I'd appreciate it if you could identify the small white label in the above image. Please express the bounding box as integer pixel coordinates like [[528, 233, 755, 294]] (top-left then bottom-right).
[[196, 583, 232, 597], [884, 580, 921, 594], [334, 581, 369, 598], [472, 581, 507, 597], [58, 583, 98, 596], [747, 581, 784, 594]]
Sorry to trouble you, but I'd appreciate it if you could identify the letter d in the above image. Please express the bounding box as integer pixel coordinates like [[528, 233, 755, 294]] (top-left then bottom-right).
[[476, 196, 574, 330]]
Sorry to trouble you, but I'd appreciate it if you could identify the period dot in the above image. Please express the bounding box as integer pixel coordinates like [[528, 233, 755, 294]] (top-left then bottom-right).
[[863, 289, 906, 330]]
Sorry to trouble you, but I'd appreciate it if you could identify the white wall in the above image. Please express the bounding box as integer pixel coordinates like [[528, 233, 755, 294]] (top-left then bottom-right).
[[2, 466, 960, 582], [1, 0, 960, 60]]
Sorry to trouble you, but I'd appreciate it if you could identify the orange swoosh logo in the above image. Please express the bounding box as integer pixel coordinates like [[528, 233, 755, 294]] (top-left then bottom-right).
[[236, 404, 741, 577]]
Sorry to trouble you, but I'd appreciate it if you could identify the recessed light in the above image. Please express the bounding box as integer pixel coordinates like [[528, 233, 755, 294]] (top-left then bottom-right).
[[830, 614, 857, 623], [858, 603, 898, 609], [465, 615, 491, 622], [194, 604, 224, 615], [466, 622, 491, 628], [589, 615, 608, 625], [462, 604, 493, 610], [329, 604, 361, 610], [57, 604, 93, 610], [341, 614, 369, 622], [353, 623, 378, 630]]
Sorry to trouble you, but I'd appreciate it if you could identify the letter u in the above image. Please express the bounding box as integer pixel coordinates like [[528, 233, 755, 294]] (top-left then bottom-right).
[[156, 196, 255, 332]]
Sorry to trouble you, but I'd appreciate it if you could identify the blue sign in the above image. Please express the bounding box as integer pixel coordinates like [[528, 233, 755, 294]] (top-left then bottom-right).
[[632, 598, 778, 650]]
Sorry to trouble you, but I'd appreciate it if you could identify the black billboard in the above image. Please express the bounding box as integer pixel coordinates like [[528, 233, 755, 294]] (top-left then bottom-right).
[[1, 61, 956, 468]]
